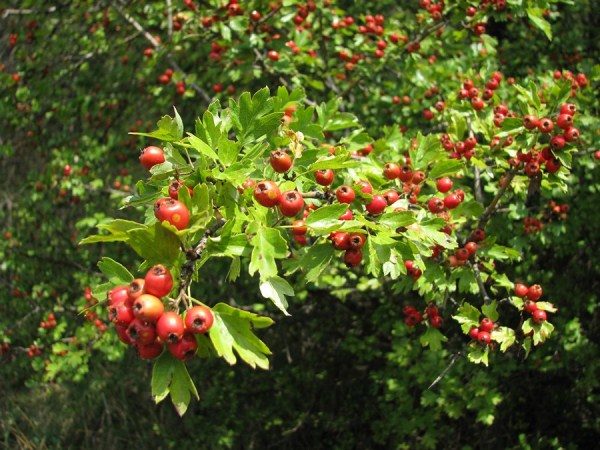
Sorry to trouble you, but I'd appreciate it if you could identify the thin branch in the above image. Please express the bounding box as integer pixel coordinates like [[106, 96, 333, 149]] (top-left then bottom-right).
[[477, 168, 517, 230], [473, 167, 484, 203], [166, 0, 173, 40], [428, 351, 462, 390], [469, 259, 491, 304]]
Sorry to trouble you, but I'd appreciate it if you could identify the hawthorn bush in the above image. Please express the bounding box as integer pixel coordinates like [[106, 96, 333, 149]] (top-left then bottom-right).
[[1, 0, 599, 448]]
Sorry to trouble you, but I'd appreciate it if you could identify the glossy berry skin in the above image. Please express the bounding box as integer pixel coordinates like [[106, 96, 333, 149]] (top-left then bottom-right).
[[139, 146, 165, 170], [559, 103, 576, 116], [563, 127, 580, 142], [436, 177, 453, 193], [137, 341, 163, 360], [514, 283, 529, 298], [398, 166, 413, 183], [127, 278, 145, 304], [383, 163, 401, 179], [267, 50, 279, 61], [168, 333, 198, 360], [524, 300, 538, 314], [356, 180, 373, 194], [550, 135, 566, 150], [185, 305, 214, 334], [455, 248, 469, 261], [429, 315, 443, 329], [108, 297, 135, 326], [465, 241, 478, 256], [254, 180, 281, 207], [383, 189, 400, 204], [127, 318, 157, 345], [470, 229, 486, 242], [428, 197, 445, 213], [108, 285, 130, 306], [144, 265, 173, 297], [344, 249, 363, 267], [156, 312, 185, 344], [477, 331, 491, 345], [523, 115, 539, 130], [270, 150, 293, 173], [348, 233, 366, 250], [133, 294, 165, 323], [532, 309, 547, 323], [479, 318, 494, 333], [315, 169, 335, 185], [469, 327, 480, 340], [278, 190, 304, 217], [115, 324, 133, 345], [537, 118, 554, 133], [336, 185, 356, 203], [556, 114, 573, 130], [365, 195, 387, 215], [443, 193, 461, 209], [527, 284, 543, 301], [331, 232, 351, 250], [292, 219, 307, 235], [339, 209, 353, 220], [154, 198, 190, 230]]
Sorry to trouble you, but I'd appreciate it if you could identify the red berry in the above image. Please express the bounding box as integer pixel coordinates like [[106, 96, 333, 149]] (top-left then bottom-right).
[[398, 166, 413, 183], [383, 189, 400, 204], [137, 341, 163, 360], [383, 163, 401, 180], [429, 315, 443, 328], [356, 180, 373, 194], [556, 114, 573, 130], [144, 265, 173, 297], [469, 327, 480, 340], [524, 300, 538, 314], [559, 103, 576, 116], [538, 118, 554, 133], [315, 169, 335, 185], [514, 283, 529, 298], [254, 180, 281, 207], [154, 198, 190, 230], [348, 233, 366, 250], [532, 309, 547, 323], [139, 146, 165, 170], [339, 209, 353, 220], [168, 333, 198, 360], [527, 284, 543, 301], [563, 127, 579, 142], [185, 305, 214, 334], [278, 190, 304, 217], [366, 195, 387, 215], [108, 285, 130, 306], [108, 297, 135, 326], [267, 50, 279, 61], [331, 231, 351, 250], [336, 185, 356, 203], [127, 279, 145, 304], [270, 150, 293, 173], [443, 193, 461, 209], [127, 318, 157, 345], [479, 318, 494, 333], [436, 177, 453, 193], [477, 330, 491, 345], [428, 197, 445, 213], [523, 115, 539, 130], [156, 312, 185, 343], [344, 249, 363, 267], [132, 294, 165, 323], [292, 219, 307, 235], [465, 241, 478, 256]]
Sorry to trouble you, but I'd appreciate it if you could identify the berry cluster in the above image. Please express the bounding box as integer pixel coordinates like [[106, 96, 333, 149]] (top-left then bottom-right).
[[458, 73, 504, 111], [515, 283, 550, 323], [468, 317, 495, 345], [39, 313, 56, 330], [107, 265, 214, 361], [403, 303, 442, 328], [440, 133, 478, 161]]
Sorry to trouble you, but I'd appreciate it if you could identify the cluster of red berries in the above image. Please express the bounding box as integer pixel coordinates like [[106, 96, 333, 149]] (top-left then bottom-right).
[[404, 260, 423, 280], [253, 181, 305, 217], [156, 68, 185, 95], [419, 0, 445, 21], [440, 133, 478, 160], [290, 1, 316, 29], [553, 69, 589, 93], [212, 82, 236, 95], [82, 287, 108, 332], [403, 303, 442, 328], [39, 313, 57, 330], [427, 189, 464, 213], [448, 241, 478, 267], [458, 73, 503, 111], [107, 265, 214, 361], [523, 216, 544, 234], [546, 200, 569, 221], [514, 283, 549, 323], [329, 231, 367, 267], [509, 146, 561, 177], [469, 317, 495, 345], [26, 344, 42, 358]]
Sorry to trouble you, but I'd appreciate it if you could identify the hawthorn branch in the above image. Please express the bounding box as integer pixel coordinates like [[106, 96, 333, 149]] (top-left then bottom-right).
[[427, 351, 463, 390], [477, 168, 517, 230], [469, 259, 491, 304], [177, 218, 226, 302]]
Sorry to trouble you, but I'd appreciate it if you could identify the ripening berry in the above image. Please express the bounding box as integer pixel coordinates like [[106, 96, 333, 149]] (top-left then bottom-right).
[[532, 309, 547, 323]]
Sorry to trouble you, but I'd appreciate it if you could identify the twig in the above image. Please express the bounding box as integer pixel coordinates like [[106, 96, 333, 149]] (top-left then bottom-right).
[[166, 0, 173, 39], [469, 259, 491, 304], [477, 168, 517, 230], [427, 351, 462, 390], [473, 167, 484, 203]]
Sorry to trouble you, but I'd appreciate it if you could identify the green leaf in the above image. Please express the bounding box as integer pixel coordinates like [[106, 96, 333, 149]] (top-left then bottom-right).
[[453, 302, 481, 333], [305, 204, 347, 231], [467, 343, 489, 366], [419, 327, 447, 351], [187, 133, 219, 161], [131, 109, 184, 141], [126, 223, 181, 267], [259, 276, 294, 315], [97, 257, 133, 285], [536, 301, 557, 313], [294, 243, 335, 282], [378, 211, 416, 229], [151, 351, 173, 403], [527, 8, 552, 40], [79, 219, 143, 245], [208, 303, 274, 369], [452, 200, 484, 218], [249, 226, 288, 278], [491, 326, 516, 352], [428, 160, 464, 179], [151, 352, 199, 416], [481, 301, 499, 322]]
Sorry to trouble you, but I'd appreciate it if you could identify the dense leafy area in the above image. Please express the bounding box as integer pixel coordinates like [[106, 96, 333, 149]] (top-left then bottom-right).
[[1, 0, 598, 447]]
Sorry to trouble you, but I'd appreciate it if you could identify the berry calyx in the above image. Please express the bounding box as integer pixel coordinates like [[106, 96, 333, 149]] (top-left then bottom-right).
[[185, 305, 214, 334], [156, 311, 185, 344], [254, 180, 281, 207], [278, 190, 305, 217]]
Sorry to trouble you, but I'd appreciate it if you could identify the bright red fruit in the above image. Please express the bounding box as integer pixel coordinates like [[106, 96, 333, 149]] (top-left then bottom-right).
[[154, 198, 190, 230], [139, 146, 165, 170], [532, 309, 547, 323], [127, 278, 145, 304], [144, 264, 173, 297], [270, 150, 293, 173], [132, 294, 165, 323], [344, 249, 363, 267], [156, 312, 185, 343], [366, 195, 387, 215], [428, 197, 445, 213], [137, 341, 163, 360], [278, 190, 304, 217], [443, 193, 461, 209], [527, 284, 543, 301], [336, 185, 356, 203], [469, 327, 480, 340], [348, 233, 366, 249], [479, 318, 494, 333], [383, 163, 401, 179], [185, 305, 214, 334], [292, 219, 307, 235], [477, 331, 491, 345], [127, 318, 157, 345], [514, 283, 529, 298], [168, 333, 198, 360], [108, 297, 135, 326], [436, 177, 453, 193], [108, 285, 130, 306], [315, 169, 335, 185], [254, 180, 281, 207]]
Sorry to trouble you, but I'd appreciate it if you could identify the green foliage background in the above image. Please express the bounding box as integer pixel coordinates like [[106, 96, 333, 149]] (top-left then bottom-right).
[[1, 0, 598, 448]]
